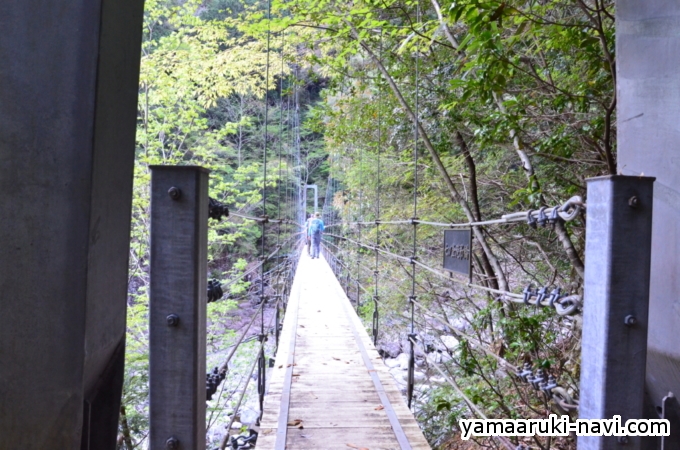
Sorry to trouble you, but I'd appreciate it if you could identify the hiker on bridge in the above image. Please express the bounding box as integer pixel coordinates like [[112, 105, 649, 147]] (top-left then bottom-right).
[[308, 212, 325, 259], [305, 213, 314, 255]]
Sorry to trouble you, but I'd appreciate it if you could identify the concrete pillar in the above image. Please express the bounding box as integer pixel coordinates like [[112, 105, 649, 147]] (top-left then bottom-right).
[[617, 2, 680, 447], [0, 1, 144, 448]]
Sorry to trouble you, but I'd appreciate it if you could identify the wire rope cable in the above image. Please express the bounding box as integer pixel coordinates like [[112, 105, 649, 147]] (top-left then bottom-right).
[[406, 4, 420, 408], [371, 29, 383, 347], [322, 196, 584, 230]]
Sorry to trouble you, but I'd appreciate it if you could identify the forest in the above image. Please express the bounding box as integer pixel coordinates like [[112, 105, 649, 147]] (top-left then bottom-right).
[[121, 0, 615, 449]]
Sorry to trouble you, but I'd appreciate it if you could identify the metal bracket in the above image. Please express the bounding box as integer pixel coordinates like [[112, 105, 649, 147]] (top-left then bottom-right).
[[661, 393, 680, 449]]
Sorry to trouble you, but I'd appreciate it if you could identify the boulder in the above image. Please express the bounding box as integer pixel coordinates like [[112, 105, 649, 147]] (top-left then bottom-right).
[[395, 353, 410, 370], [383, 358, 400, 369], [440, 335, 459, 349], [378, 342, 402, 358], [389, 367, 407, 385], [430, 376, 446, 385], [240, 408, 259, 426]]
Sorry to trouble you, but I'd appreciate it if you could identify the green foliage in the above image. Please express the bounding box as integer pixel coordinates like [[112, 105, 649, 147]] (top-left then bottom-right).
[[257, 0, 612, 447], [121, 0, 326, 447], [121, 0, 613, 447]]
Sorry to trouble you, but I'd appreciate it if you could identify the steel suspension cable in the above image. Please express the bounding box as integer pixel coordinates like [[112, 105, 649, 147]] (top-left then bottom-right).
[[406, 337, 516, 450], [277, 32, 285, 249], [216, 234, 298, 293], [321, 242, 372, 295], [372, 31, 383, 347], [322, 243, 521, 371], [323, 196, 584, 229], [218, 296, 280, 450], [325, 232, 581, 314], [323, 242, 410, 301], [355, 142, 364, 312], [407, 3, 420, 408], [258, 0, 273, 422]]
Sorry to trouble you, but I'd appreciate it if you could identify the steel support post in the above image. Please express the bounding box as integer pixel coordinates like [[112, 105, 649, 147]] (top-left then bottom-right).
[[579, 175, 655, 450], [149, 166, 208, 450], [356, 280, 361, 312], [306, 184, 318, 213]]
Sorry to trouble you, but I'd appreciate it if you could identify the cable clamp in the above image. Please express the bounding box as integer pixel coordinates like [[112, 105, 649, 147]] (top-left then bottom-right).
[[409, 256, 418, 265], [547, 287, 562, 307], [547, 207, 561, 227], [410, 217, 420, 225], [207, 279, 224, 303], [515, 361, 533, 382], [208, 197, 229, 221], [526, 210, 537, 229], [522, 284, 534, 304], [535, 286, 548, 306], [529, 368, 545, 390], [542, 374, 558, 394], [537, 206, 548, 227], [408, 295, 417, 303]]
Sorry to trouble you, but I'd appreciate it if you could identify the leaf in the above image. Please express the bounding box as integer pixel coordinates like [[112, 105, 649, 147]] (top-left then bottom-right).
[[287, 419, 304, 429], [374, 405, 384, 410], [436, 400, 452, 412]]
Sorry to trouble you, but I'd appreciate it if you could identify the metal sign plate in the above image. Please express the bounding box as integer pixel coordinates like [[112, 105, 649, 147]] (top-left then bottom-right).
[[443, 229, 472, 280]]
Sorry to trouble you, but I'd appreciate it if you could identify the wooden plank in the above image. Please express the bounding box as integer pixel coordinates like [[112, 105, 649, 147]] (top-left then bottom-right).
[[256, 251, 431, 450], [274, 273, 301, 450], [265, 388, 406, 405], [286, 427, 431, 450]]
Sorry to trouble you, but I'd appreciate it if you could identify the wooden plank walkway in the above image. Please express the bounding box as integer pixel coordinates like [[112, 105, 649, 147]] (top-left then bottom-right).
[[257, 251, 431, 450]]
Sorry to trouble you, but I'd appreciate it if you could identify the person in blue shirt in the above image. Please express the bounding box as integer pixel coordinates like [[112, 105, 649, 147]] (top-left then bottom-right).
[[307, 212, 325, 259]]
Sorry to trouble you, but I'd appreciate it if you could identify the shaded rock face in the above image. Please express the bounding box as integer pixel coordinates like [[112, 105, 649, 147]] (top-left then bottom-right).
[[401, 338, 426, 358], [378, 342, 402, 358], [395, 352, 410, 370], [384, 353, 429, 395], [384, 358, 401, 369], [439, 335, 459, 350]]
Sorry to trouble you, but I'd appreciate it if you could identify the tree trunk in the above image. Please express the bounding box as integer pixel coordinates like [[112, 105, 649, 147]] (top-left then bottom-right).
[[349, 25, 509, 291]]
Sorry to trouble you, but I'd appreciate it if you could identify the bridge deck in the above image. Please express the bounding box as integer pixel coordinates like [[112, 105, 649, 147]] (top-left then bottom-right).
[[257, 251, 430, 450]]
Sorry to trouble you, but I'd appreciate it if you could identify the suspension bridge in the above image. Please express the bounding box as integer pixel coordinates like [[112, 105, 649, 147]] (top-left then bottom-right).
[[256, 251, 430, 450], [3, 1, 680, 450], [201, 188, 586, 450]]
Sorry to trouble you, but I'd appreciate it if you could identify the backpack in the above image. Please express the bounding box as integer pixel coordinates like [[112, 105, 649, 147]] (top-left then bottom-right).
[[309, 218, 323, 236]]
